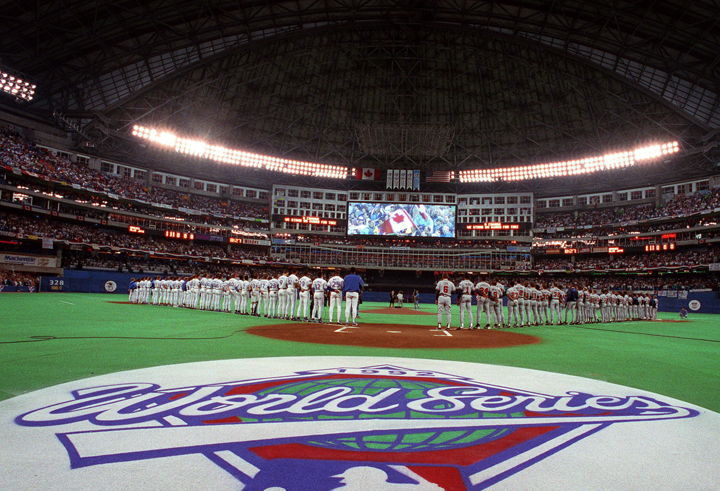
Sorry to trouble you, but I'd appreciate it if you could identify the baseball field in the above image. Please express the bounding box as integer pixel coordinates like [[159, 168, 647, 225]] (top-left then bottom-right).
[[1, 293, 718, 412]]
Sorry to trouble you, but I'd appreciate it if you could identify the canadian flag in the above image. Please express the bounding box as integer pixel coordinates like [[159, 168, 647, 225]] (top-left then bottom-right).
[[380, 208, 417, 234], [356, 167, 381, 180]]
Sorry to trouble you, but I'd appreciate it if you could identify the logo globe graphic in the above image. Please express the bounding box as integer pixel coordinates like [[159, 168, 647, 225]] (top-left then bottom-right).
[[251, 377, 522, 452]]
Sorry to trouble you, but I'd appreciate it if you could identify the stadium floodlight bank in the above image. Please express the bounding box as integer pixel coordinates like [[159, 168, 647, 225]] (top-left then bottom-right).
[[0, 71, 35, 102], [133, 125, 679, 184], [131, 125, 346, 179], [460, 142, 680, 182]]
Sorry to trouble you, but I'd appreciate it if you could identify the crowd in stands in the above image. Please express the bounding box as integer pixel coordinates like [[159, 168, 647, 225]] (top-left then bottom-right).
[[535, 186, 720, 230], [0, 211, 270, 261], [0, 129, 268, 221], [0, 270, 39, 287], [434, 271, 719, 292], [534, 247, 719, 271], [1, 177, 268, 230], [291, 235, 505, 249]]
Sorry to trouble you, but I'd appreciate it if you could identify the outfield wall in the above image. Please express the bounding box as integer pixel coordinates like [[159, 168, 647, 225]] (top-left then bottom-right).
[[34, 270, 720, 314]]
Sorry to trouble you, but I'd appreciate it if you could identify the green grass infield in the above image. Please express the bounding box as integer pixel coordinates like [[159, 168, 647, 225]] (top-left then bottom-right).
[[1, 293, 718, 412]]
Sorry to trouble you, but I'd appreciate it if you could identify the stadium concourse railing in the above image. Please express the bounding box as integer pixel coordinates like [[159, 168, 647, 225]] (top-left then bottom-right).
[[271, 243, 531, 271]]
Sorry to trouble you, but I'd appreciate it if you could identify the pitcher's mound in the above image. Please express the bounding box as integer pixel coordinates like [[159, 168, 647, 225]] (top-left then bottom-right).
[[248, 322, 540, 349]]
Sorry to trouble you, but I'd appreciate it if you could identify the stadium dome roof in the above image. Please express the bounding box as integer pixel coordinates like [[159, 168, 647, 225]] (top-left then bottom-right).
[[1, 0, 719, 190]]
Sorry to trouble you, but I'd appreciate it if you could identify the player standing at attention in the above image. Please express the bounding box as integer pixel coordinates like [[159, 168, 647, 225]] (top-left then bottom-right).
[[397, 290, 404, 307], [311, 272, 328, 323], [258, 274, 269, 317], [297, 270, 312, 321], [277, 270, 289, 320], [413, 289, 420, 310], [564, 284, 578, 324], [457, 273, 474, 330], [549, 283, 564, 325], [342, 267, 364, 326], [650, 295, 658, 320], [250, 274, 261, 316], [327, 272, 344, 324], [239, 274, 250, 314], [487, 280, 504, 329], [435, 272, 456, 330], [540, 284, 551, 325], [128, 278, 137, 303], [268, 273, 279, 318], [513, 281, 526, 326], [474, 276, 490, 329], [221, 277, 232, 313], [506, 283, 520, 327], [230, 275, 241, 314], [286, 270, 299, 320]]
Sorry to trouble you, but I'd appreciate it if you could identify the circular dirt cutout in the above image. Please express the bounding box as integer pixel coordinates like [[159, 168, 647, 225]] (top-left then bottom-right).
[[248, 322, 540, 349]]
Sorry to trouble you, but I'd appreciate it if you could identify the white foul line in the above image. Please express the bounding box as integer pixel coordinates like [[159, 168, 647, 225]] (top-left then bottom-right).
[[59, 300, 75, 305], [334, 326, 360, 333]]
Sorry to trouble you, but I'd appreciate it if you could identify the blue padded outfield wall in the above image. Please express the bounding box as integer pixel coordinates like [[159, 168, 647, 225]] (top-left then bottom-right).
[[33, 270, 720, 315]]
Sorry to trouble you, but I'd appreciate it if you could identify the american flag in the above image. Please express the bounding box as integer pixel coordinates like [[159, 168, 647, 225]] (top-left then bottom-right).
[[425, 170, 454, 183]]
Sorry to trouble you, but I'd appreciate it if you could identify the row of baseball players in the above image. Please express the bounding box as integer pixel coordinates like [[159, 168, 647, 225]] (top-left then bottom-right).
[[435, 273, 659, 330], [128, 268, 365, 325]]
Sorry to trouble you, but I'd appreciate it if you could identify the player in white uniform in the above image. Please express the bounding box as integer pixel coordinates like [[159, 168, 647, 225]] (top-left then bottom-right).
[[286, 271, 299, 320], [239, 274, 250, 314], [268, 274, 279, 318], [230, 275, 241, 313], [277, 271, 289, 320], [259, 274, 270, 317], [327, 273, 344, 324], [188, 276, 200, 309], [435, 273, 455, 330], [221, 277, 233, 313], [457, 274, 474, 330], [250, 275, 261, 316], [311, 273, 328, 322], [297, 271, 312, 321]]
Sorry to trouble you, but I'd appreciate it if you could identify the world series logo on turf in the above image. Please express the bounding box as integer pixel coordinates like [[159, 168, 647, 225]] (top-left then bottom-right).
[[15, 363, 697, 490]]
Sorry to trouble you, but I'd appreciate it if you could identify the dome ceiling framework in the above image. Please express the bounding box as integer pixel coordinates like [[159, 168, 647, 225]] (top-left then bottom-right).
[[1, 0, 719, 184]]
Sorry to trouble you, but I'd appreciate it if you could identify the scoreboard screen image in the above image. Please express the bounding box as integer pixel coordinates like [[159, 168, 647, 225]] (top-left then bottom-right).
[[347, 202, 456, 238]]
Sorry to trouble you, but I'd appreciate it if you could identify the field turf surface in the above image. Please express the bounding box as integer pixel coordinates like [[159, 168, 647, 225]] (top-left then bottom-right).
[[1, 293, 718, 412]]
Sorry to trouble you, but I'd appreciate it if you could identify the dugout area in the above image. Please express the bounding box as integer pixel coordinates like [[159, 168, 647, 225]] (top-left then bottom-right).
[[0, 293, 718, 413]]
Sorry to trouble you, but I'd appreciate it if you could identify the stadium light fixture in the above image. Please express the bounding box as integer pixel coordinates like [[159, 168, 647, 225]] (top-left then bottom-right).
[[459, 141, 680, 183], [131, 125, 348, 179], [1, 70, 36, 101]]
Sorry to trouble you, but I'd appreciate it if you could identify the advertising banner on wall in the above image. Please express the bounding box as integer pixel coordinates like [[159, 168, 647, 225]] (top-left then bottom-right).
[[0, 253, 57, 268]]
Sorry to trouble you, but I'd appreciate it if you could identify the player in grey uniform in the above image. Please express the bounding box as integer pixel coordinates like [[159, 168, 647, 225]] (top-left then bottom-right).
[[549, 283, 564, 325], [435, 273, 456, 330], [456, 273, 474, 330], [474, 278, 490, 329]]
